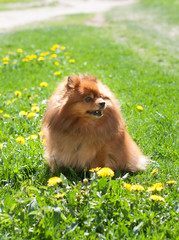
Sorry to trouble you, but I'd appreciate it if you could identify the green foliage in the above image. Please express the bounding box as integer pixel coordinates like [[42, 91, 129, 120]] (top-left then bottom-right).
[[140, 0, 179, 24], [0, 172, 178, 239], [0, 0, 179, 239]]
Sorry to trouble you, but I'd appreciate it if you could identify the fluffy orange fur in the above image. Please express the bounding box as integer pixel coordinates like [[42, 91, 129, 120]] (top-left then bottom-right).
[[42, 75, 148, 173]]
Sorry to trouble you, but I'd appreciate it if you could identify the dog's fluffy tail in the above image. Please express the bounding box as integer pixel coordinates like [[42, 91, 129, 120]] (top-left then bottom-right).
[[136, 156, 150, 170], [125, 156, 149, 172]]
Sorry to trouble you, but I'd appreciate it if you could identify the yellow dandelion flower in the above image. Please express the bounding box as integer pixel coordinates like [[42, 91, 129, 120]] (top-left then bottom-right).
[[40, 52, 50, 56], [54, 61, 59, 66], [31, 106, 40, 112], [55, 193, 65, 198], [42, 138, 46, 146], [29, 193, 35, 197], [26, 54, 37, 60], [131, 184, 145, 191], [51, 44, 59, 51], [16, 136, 25, 145], [3, 61, 8, 65], [3, 114, 11, 118], [166, 180, 177, 184], [8, 51, 13, 55], [0, 110, 3, 113], [51, 47, 56, 51], [89, 167, 101, 172], [69, 59, 75, 63], [24, 88, 28, 91], [137, 106, 143, 111], [40, 53, 47, 57], [151, 169, 158, 175], [39, 131, 44, 137], [0, 143, 3, 149], [28, 135, 38, 140], [38, 57, 44, 61], [13, 61, 17, 65], [147, 182, 164, 192], [47, 177, 62, 186], [6, 101, 12, 105], [49, 54, 57, 59], [28, 112, 36, 118], [22, 58, 28, 62], [12, 98, 18, 102], [14, 91, 21, 97], [28, 55, 36, 59], [17, 48, 23, 53], [19, 111, 28, 116], [123, 183, 133, 191], [40, 82, 48, 87], [153, 183, 164, 191], [150, 195, 165, 202], [54, 71, 61, 75], [27, 55, 32, 60], [60, 46, 66, 50], [3, 57, 9, 61], [147, 186, 156, 192], [53, 44, 59, 48], [97, 167, 114, 177]]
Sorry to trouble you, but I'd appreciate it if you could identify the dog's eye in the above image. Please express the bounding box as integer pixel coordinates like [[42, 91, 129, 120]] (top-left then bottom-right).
[[85, 97, 92, 103]]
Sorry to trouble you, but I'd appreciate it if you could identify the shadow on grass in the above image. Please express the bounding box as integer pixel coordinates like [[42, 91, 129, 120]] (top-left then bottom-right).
[[5, 162, 145, 188], [43, 164, 141, 184]]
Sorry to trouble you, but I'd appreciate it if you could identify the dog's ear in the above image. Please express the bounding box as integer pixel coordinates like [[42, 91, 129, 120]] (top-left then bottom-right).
[[67, 75, 80, 89]]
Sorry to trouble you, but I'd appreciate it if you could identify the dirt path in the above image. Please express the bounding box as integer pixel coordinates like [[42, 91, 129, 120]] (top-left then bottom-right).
[[0, 0, 137, 32]]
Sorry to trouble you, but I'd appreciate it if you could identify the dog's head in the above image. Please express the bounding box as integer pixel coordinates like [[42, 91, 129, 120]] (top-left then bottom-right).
[[66, 75, 107, 119], [46, 75, 123, 136]]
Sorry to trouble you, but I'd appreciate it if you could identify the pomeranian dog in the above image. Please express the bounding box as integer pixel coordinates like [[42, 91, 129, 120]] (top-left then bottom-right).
[[42, 75, 148, 173]]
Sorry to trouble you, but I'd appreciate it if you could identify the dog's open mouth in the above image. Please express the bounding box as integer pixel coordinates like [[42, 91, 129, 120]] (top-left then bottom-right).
[[86, 110, 103, 117]]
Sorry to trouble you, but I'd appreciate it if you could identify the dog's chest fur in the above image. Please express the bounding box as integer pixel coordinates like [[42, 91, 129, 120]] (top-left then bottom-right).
[[52, 133, 100, 169]]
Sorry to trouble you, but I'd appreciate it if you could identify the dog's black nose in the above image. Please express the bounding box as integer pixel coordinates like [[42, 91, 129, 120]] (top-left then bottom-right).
[[99, 101, 106, 109]]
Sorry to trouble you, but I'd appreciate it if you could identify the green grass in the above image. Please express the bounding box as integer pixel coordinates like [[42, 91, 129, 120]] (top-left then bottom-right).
[[140, 0, 179, 24], [0, 0, 179, 239]]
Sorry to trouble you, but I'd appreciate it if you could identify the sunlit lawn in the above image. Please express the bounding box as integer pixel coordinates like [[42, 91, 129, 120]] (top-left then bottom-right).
[[0, 0, 178, 239]]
